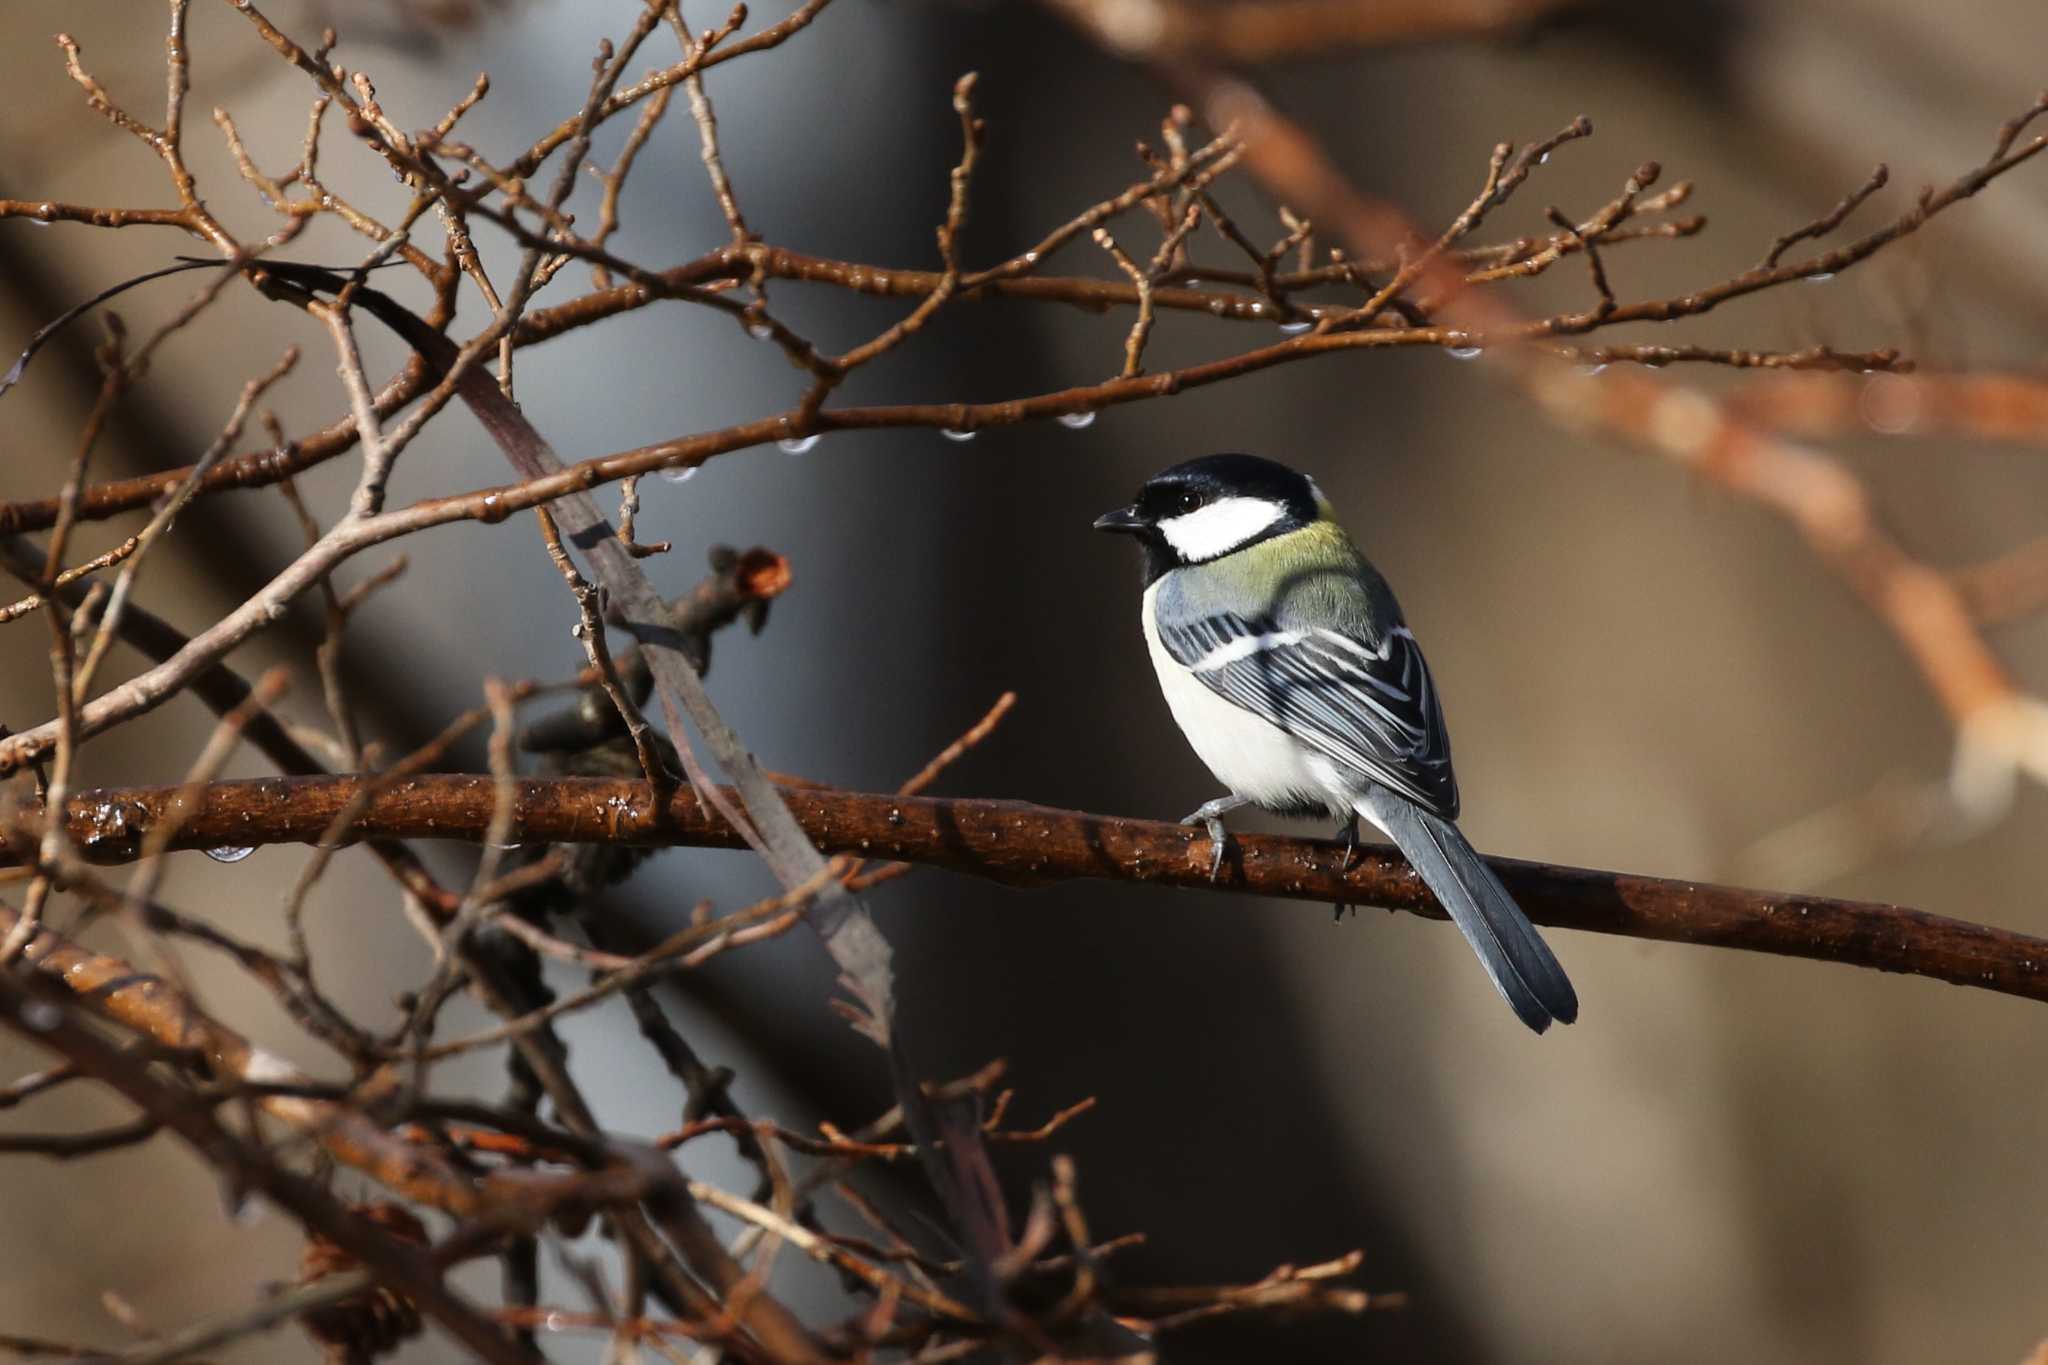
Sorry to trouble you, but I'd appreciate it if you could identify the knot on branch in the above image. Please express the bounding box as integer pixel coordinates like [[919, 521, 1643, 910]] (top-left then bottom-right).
[[519, 543, 790, 755]]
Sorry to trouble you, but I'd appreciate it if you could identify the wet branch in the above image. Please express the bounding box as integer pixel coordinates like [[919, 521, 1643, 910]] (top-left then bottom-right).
[[39, 774, 2048, 1010]]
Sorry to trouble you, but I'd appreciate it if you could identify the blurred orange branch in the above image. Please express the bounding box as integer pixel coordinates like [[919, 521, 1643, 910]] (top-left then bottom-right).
[[1043, 0, 1586, 61]]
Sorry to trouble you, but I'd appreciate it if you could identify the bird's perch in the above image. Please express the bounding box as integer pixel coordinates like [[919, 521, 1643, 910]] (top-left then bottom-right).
[[39, 774, 2048, 1008]]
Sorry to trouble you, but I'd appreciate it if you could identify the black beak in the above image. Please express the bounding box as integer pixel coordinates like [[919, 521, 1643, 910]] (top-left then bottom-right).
[[1092, 504, 1146, 534]]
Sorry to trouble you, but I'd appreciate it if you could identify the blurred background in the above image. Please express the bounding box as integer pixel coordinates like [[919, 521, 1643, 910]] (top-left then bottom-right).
[[2, 0, 2046, 1360]]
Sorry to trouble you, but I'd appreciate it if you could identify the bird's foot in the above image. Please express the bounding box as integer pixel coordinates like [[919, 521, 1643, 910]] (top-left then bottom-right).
[[1180, 796, 1247, 882], [1332, 813, 1360, 922], [1201, 817, 1231, 881]]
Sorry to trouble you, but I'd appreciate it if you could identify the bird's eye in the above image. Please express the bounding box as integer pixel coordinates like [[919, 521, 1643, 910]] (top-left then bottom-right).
[[1174, 490, 1202, 514]]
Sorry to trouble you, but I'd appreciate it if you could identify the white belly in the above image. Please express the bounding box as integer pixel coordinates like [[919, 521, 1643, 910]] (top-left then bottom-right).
[[1141, 584, 1344, 816]]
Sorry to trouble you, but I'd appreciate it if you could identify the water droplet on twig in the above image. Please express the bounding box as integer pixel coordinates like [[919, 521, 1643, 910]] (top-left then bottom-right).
[[204, 845, 255, 864], [1056, 410, 1097, 430], [1446, 345, 1483, 361], [225, 1184, 268, 1226], [660, 465, 698, 483], [777, 434, 820, 455], [1278, 318, 1314, 335], [940, 428, 977, 442]]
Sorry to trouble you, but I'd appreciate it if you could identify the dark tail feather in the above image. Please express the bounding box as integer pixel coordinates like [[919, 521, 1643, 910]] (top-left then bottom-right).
[[1358, 788, 1578, 1033]]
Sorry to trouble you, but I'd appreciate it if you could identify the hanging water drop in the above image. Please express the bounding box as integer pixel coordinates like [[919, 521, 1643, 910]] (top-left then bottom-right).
[[1575, 362, 1608, 377], [777, 434, 820, 455], [1056, 410, 1097, 430], [1806, 272, 1835, 283], [205, 845, 256, 864], [225, 1185, 268, 1226], [746, 321, 774, 341], [660, 465, 698, 483], [940, 428, 977, 442], [1278, 318, 1314, 335], [1446, 345, 1483, 361], [19, 999, 62, 1032]]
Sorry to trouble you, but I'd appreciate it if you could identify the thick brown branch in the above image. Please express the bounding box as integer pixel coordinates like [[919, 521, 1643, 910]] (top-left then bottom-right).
[[45, 775, 2048, 1009]]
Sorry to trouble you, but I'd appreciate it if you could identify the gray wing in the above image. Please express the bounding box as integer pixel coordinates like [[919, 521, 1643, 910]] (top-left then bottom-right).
[[1155, 611, 1460, 818]]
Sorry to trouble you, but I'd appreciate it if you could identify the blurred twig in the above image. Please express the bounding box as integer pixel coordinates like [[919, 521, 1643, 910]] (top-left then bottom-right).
[[1042, 0, 1586, 60]]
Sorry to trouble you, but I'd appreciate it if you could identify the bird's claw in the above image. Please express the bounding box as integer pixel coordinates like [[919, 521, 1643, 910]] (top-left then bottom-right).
[[1203, 818, 1231, 882], [1179, 805, 1238, 883], [1332, 814, 1360, 921]]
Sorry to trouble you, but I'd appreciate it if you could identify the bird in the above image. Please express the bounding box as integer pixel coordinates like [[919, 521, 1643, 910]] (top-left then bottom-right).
[[1093, 452, 1578, 1033]]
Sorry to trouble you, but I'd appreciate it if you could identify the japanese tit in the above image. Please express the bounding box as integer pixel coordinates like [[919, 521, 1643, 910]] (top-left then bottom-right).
[[1094, 453, 1577, 1033]]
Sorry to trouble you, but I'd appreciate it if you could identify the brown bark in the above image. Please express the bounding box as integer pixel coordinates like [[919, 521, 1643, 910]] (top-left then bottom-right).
[[46, 773, 2048, 1009]]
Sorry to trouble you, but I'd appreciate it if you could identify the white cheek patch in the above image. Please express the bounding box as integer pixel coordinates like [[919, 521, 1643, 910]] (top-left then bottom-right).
[[1157, 496, 1284, 562]]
